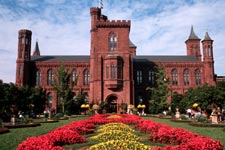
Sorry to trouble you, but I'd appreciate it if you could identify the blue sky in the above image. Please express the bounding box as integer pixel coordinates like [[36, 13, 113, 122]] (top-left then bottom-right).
[[0, 0, 225, 83]]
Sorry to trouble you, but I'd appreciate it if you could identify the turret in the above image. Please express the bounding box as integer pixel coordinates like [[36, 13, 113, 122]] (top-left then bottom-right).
[[16, 29, 32, 86], [90, 7, 101, 31], [202, 32, 215, 85], [185, 26, 201, 61], [202, 32, 213, 62]]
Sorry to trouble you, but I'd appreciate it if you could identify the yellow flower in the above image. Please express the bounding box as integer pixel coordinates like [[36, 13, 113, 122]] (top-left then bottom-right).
[[193, 103, 198, 107]]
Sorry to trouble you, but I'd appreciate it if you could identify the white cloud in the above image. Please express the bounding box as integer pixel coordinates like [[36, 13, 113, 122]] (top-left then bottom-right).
[[0, 0, 225, 83]]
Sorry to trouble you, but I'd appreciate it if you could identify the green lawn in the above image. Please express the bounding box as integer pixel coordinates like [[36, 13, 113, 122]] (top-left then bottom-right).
[[0, 116, 87, 150], [0, 116, 224, 150]]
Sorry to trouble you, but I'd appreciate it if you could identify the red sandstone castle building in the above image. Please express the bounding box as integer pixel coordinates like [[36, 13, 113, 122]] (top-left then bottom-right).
[[16, 7, 218, 112]]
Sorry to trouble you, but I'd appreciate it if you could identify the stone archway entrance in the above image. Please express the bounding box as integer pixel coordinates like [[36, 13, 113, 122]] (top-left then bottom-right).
[[106, 95, 118, 113]]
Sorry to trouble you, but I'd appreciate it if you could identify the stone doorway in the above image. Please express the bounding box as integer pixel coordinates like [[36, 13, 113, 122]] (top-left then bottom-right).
[[106, 95, 118, 113]]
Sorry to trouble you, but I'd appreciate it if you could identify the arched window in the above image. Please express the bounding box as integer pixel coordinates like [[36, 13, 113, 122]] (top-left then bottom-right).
[[111, 64, 117, 79], [106, 65, 109, 79], [207, 45, 211, 56], [195, 69, 201, 85], [183, 69, 189, 86], [72, 69, 78, 85], [36, 70, 41, 86], [137, 70, 142, 85], [47, 69, 54, 85], [148, 70, 155, 85], [21, 37, 25, 44], [47, 93, 52, 108], [109, 32, 117, 51], [83, 69, 90, 85], [171, 69, 178, 85]]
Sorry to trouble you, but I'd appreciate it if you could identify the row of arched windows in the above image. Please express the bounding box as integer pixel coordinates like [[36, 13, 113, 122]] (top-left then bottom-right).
[[136, 69, 202, 86], [171, 69, 201, 86], [35, 69, 90, 86]]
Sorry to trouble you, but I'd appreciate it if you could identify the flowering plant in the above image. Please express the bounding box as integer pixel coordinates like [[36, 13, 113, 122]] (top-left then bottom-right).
[[137, 104, 146, 108], [81, 104, 89, 108]]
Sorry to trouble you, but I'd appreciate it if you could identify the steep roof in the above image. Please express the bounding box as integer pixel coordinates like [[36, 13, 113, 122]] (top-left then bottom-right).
[[187, 26, 200, 40], [129, 39, 136, 48], [132, 55, 199, 62], [32, 41, 40, 56], [203, 32, 212, 41], [31, 55, 90, 62]]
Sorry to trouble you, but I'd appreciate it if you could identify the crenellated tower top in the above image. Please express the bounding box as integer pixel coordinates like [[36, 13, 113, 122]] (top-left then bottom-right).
[[90, 7, 130, 31]]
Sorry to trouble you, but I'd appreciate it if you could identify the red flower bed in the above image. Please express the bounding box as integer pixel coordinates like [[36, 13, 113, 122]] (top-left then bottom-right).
[[16, 121, 93, 150], [136, 120, 223, 150], [17, 114, 223, 150]]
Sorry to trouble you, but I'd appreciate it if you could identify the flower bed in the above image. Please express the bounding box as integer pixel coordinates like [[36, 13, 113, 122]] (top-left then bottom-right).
[[16, 114, 223, 150], [189, 121, 225, 127], [136, 120, 223, 150], [89, 122, 151, 150], [170, 118, 192, 123], [0, 127, 9, 134], [4, 122, 41, 128]]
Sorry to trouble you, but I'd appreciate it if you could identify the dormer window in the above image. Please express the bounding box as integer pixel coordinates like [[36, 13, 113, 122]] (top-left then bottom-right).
[[109, 32, 117, 51]]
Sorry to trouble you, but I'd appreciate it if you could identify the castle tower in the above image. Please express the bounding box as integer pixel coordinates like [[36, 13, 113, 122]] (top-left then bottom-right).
[[89, 7, 135, 112], [202, 32, 215, 85], [185, 26, 201, 61], [16, 29, 32, 86]]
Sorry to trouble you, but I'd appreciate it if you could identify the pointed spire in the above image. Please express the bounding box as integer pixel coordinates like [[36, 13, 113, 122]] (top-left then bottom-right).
[[32, 40, 40, 57], [187, 26, 200, 40], [203, 32, 212, 41]]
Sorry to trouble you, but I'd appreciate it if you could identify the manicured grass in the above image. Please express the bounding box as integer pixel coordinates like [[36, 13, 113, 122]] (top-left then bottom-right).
[[144, 116, 225, 149], [0, 116, 87, 150]]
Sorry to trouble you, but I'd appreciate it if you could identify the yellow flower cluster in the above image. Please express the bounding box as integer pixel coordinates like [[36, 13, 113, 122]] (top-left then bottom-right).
[[81, 104, 90, 108], [89, 122, 151, 150], [97, 122, 134, 133], [137, 104, 146, 109], [89, 140, 151, 150], [106, 115, 122, 119]]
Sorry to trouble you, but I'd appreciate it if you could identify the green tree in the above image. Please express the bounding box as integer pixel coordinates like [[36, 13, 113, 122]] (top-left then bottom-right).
[[214, 81, 225, 108], [147, 66, 170, 114], [53, 63, 77, 113]]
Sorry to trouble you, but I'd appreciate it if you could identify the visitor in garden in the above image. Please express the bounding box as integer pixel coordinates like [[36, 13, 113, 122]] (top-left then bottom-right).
[[222, 108, 225, 121], [186, 108, 192, 119], [217, 107, 222, 122], [18, 111, 24, 119]]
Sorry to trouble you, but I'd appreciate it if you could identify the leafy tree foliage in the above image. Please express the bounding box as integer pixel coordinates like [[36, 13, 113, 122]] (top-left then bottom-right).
[[171, 81, 225, 114], [0, 80, 46, 120], [53, 63, 77, 113], [147, 66, 170, 114]]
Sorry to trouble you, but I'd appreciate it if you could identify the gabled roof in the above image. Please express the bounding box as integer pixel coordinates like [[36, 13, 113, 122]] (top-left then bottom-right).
[[31, 55, 90, 62], [132, 55, 199, 62]]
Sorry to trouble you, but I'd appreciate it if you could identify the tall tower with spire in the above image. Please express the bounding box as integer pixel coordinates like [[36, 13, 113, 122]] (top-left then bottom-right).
[[202, 32, 215, 85], [16, 29, 32, 87], [185, 26, 201, 61]]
